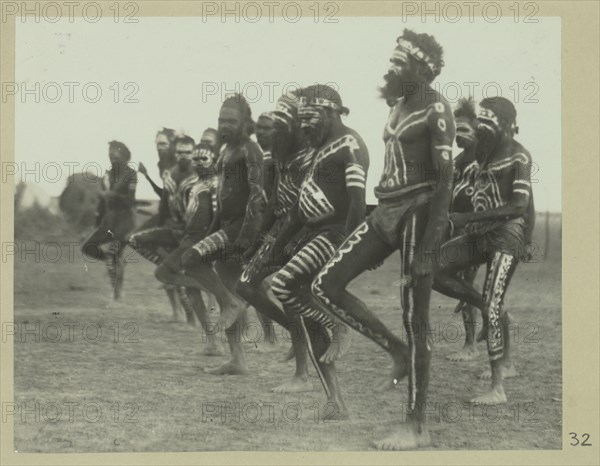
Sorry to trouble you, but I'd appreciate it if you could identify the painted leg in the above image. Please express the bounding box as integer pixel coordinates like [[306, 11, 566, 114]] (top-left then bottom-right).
[[374, 211, 432, 450], [472, 252, 518, 403], [271, 234, 345, 395], [478, 312, 519, 380], [312, 222, 408, 392]]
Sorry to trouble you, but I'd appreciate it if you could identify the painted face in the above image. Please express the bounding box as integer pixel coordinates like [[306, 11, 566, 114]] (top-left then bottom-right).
[[218, 107, 243, 143], [255, 116, 275, 151], [175, 142, 194, 169], [474, 109, 504, 164], [155, 134, 171, 158], [381, 47, 419, 100], [299, 104, 331, 147], [455, 116, 478, 149], [192, 146, 215, 170]]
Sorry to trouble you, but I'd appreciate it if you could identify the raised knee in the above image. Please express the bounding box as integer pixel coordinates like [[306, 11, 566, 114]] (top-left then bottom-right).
[[312, 272, 341, 305]]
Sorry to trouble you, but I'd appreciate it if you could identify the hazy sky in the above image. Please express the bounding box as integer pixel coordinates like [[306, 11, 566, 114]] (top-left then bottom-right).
[[14, 16, 561, 211]]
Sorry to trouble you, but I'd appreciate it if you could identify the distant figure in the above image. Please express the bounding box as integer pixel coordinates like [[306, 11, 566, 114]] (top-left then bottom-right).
[[138, 127, 177, 198], [81, 141, 137, 303]]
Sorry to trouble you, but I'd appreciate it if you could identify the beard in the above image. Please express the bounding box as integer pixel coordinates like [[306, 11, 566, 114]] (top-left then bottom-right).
[[177, 158, 192, 171], [475, 127, 500, 164], [219, 126, 242, 145], [303, 122, 329, 148], [157, 148, 171, 160], [379, 70, 419, 104]]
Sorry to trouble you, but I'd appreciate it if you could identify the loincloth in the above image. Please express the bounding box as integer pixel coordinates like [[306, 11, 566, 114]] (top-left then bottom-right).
[[467, 217, 527, 261], [368, 188, 433, 249]]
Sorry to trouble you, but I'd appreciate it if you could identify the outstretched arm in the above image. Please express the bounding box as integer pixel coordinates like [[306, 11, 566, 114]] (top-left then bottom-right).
[[138, 162, 163, 197]]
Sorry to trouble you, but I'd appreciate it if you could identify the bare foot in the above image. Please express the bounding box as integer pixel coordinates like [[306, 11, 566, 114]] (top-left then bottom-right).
[[205, 360, 248, 375], [447, 344, 479, 362], [272, 376, 313, 393], [279, 345, 295, 362], [319, 323, 352, 364], [202, 343, 224, 356], [374, 349, 409, 393], [372, 423, 431, 450], [470, 384, 507, 404], [479, 363, 519, 379]]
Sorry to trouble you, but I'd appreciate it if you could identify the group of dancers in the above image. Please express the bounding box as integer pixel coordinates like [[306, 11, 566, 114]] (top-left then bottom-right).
[[80, 29, 535, 450]]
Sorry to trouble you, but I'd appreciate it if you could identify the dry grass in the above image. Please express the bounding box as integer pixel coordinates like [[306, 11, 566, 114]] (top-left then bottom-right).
[[12, 214, 561, 451]]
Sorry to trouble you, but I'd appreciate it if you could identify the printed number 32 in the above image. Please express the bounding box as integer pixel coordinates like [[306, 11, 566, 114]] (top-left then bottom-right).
[[569, 432, 592, 446]]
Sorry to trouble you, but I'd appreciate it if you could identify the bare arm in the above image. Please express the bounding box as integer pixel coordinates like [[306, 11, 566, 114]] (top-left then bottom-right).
[[414, 101, 456, 276], [234, 143, 266, 247], [341, 136, 369, 234]]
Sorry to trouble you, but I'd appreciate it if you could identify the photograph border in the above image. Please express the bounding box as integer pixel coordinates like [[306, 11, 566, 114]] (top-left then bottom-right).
[[1, 1, 598, 464]]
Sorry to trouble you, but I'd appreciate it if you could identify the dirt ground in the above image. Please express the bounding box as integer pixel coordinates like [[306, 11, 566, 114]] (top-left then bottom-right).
[[11, 215, 562, 452]]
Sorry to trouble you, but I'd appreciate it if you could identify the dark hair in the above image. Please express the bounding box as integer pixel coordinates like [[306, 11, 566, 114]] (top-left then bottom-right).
[[222, 94, 255, 135], [194, 142, 215, 152], [454, 97, 477, 120], [173, 135, 196, 148], [108, 140, 131, 161], [399, 29, 444, 80], [480, 96, 517, 129], [156, 127, 176, 143]]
